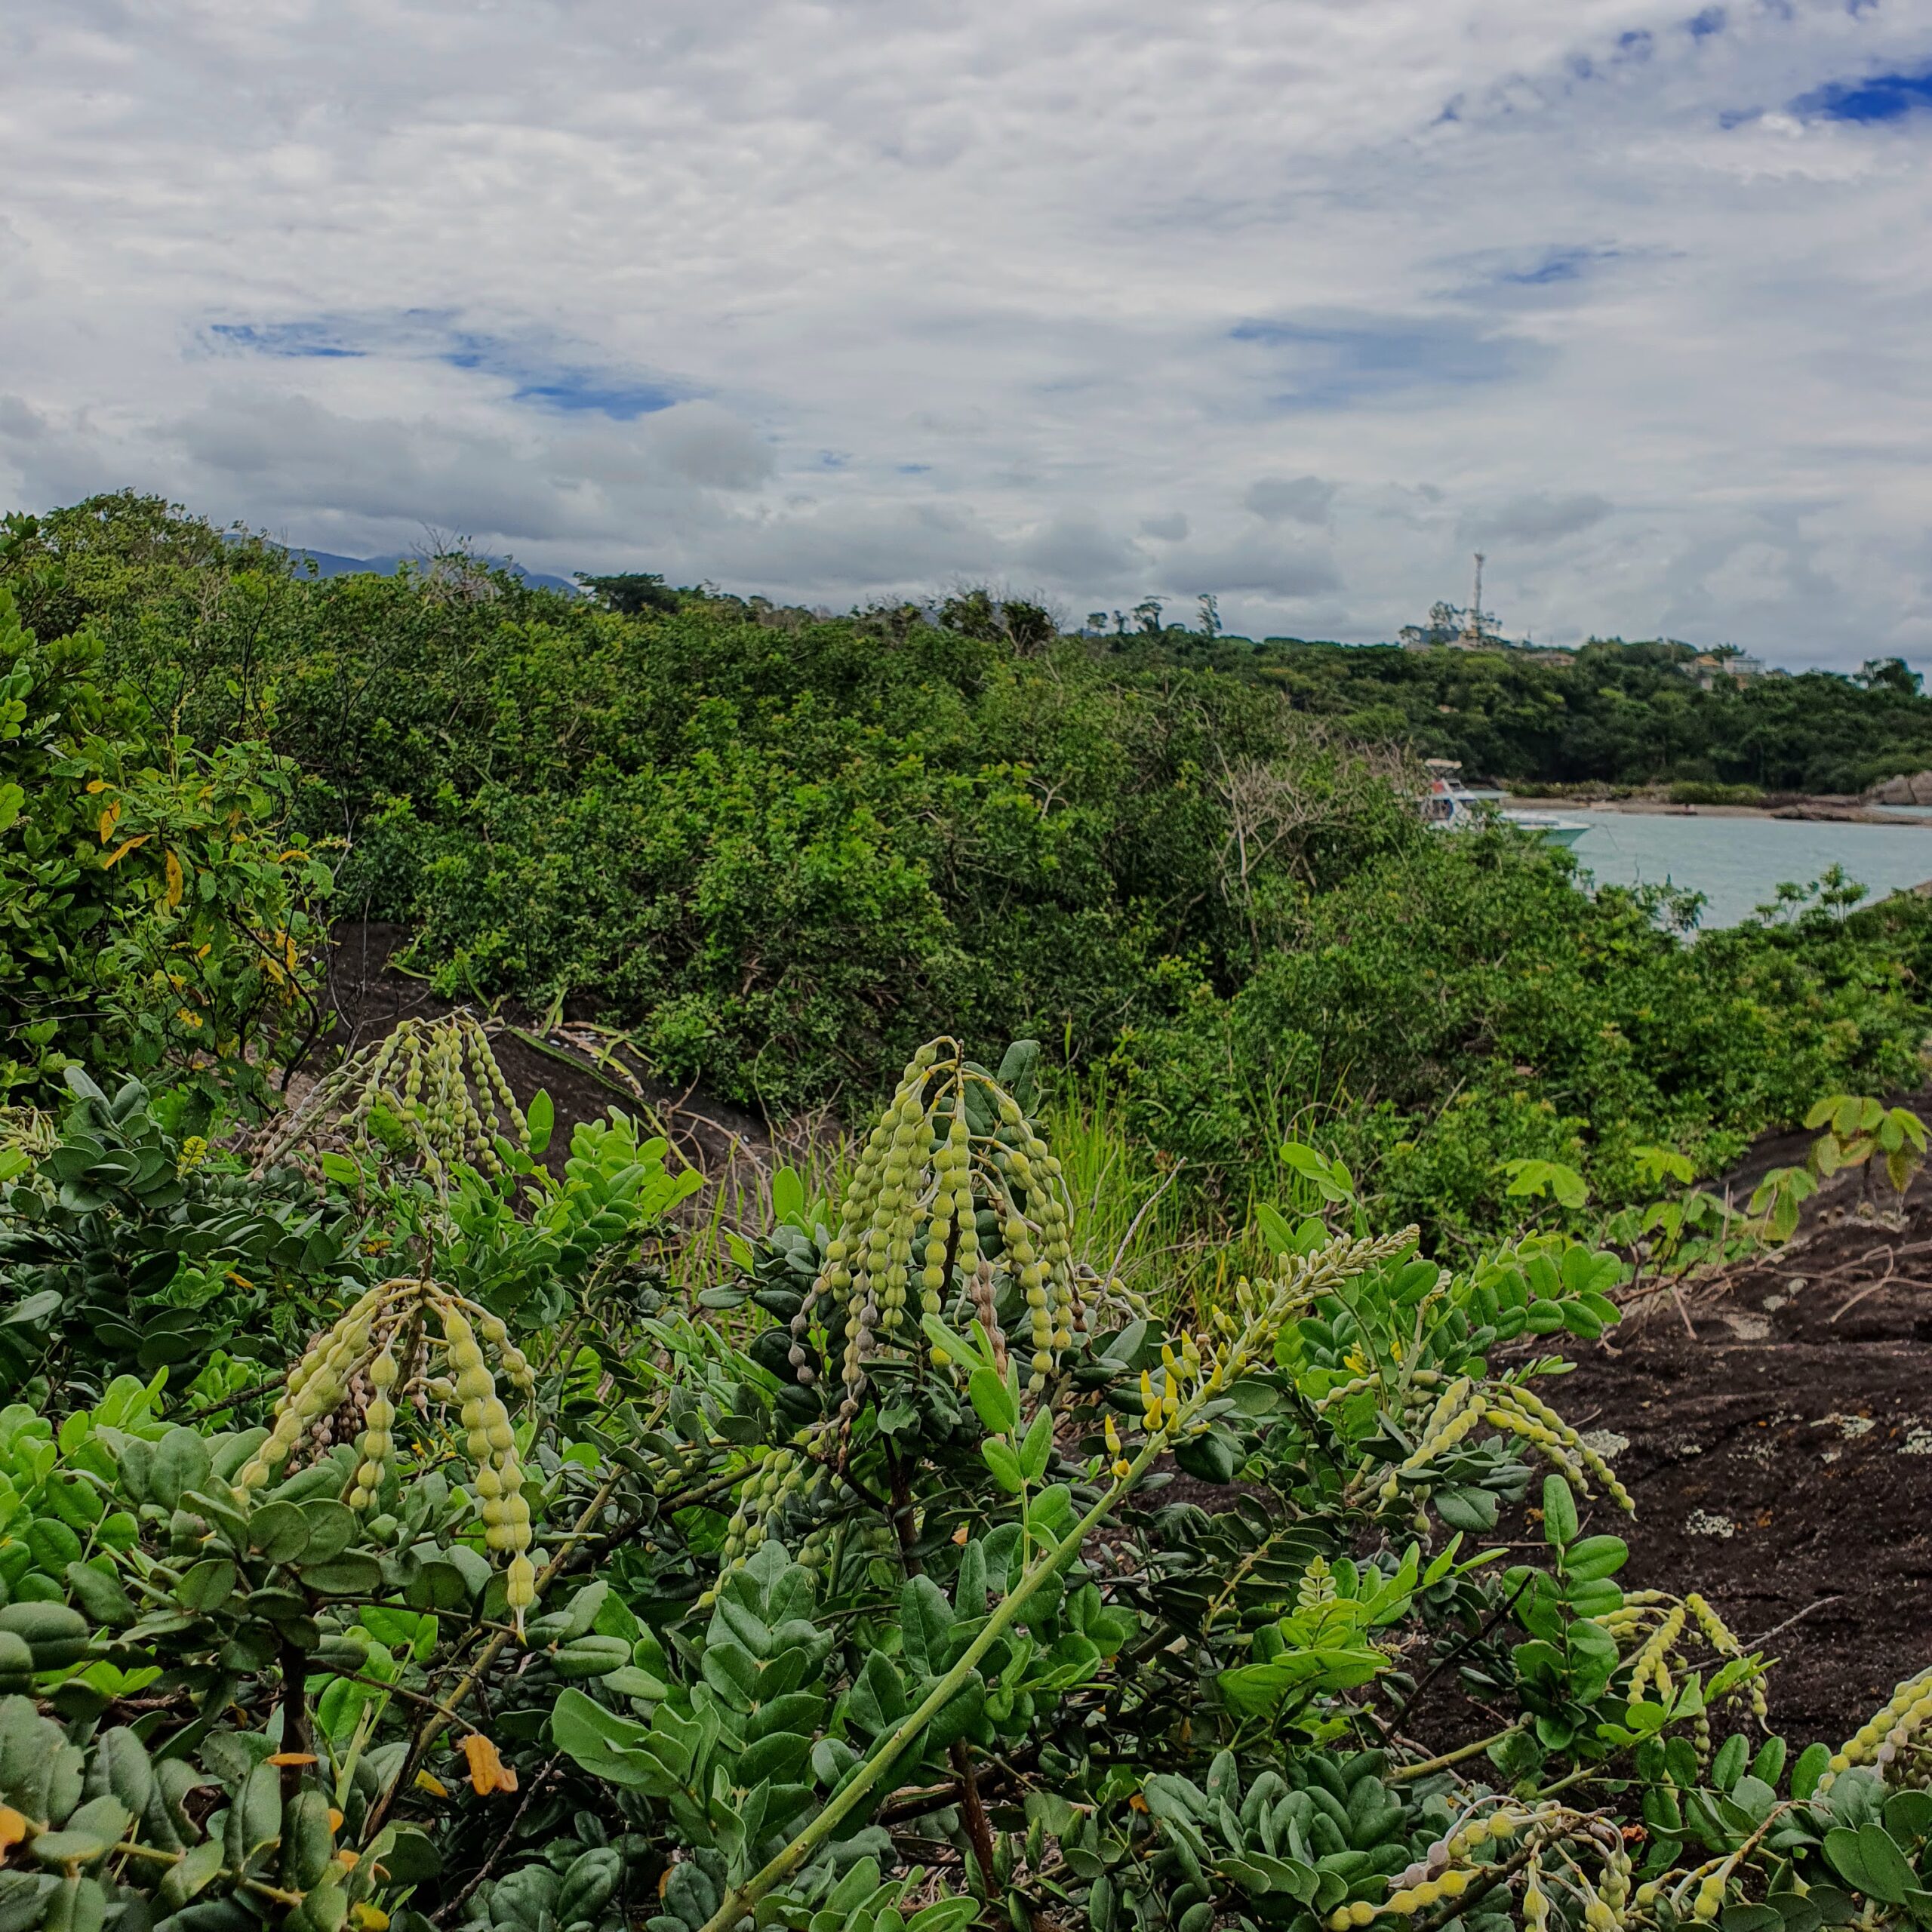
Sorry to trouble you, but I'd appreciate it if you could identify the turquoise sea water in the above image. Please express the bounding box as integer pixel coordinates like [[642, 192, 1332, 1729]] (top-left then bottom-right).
[[1498, 808, 1932, 930]]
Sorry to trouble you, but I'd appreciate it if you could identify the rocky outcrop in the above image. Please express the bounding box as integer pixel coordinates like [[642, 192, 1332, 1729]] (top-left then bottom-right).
[[1865, 771, 1932, 805]]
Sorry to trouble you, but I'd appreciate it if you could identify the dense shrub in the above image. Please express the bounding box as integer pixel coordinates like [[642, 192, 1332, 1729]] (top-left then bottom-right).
[[1109, 831, 1932, 1233], [0, 586, 328, 1106], [7, 492, 1930, 1234], [0, 1029, 1924, 1932]]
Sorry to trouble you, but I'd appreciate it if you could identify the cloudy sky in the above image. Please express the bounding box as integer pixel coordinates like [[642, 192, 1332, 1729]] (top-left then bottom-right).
[[3, 2, 1930, 663]]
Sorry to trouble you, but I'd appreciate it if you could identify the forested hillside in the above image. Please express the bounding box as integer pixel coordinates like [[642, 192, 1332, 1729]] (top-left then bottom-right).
[[1110, 629, 1932, 795], [6, 491, 1931, 1235]]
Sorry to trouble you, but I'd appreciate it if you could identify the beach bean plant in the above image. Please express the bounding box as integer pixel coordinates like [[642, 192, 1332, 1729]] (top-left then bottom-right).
[[0, 1030, 1921, 1932]]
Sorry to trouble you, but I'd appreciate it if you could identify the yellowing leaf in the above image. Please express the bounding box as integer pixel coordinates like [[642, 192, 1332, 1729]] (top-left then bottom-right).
[[100, 833, 150, 869], [412, 1772, 448, 1798], [97, 801, 122, 843], [0, 1804, 28, 1866], [458, 1732, 518, 1795], [85, 779, 108, 794], [165, 851, 183, 907], [266, 1752, 316, 1766]]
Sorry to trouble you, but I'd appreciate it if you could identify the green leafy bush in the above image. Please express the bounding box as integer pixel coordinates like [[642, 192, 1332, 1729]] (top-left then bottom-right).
[[0, 1029, 1921, 1932], [1110, 828, 1930, 1235], [0, 587, 328, 1106]]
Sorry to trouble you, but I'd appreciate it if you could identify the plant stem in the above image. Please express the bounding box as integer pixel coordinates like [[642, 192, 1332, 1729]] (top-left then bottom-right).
[[1388, 1574, 1532, 1730], [880, 1441, 1007, 1916], [358, 1473, 619, 1845], [189, 1371, 290, 1421], [278, 1630, 312, 1810], [1386, 1720, 1524, 1783], [1409, 1836, 1540, 1932], [949, 1738, 1008, 1920], [695, 1440, 1160, 1932], [1533, 1763, 1598, 1800], [432, 1751, 558, 1925]]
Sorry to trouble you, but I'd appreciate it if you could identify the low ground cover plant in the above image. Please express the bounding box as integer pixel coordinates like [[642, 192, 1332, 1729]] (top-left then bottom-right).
[[0, 1023, 1921, 1932]]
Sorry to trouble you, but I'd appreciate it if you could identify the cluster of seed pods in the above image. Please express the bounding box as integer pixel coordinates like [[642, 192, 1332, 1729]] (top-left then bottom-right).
[[1377, 1373, 1634, 1515], [1343, 1807, 1627, 1931], [699, 1447, 809, 1608], [231, 1275, 542, 1626], [1822, 1666, 1932, 1787], [253, 1014, 530, 1189], [1606, 1587, 1767, 1727], [787, 1039, 1085, 1409]]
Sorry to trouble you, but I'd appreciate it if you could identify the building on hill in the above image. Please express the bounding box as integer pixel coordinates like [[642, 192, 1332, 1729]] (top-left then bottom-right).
[[1688, 648, 1768, 690]]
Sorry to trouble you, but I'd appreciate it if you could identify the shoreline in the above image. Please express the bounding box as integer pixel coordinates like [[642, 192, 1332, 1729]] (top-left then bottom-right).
[[1499, 795, 1931, 826]]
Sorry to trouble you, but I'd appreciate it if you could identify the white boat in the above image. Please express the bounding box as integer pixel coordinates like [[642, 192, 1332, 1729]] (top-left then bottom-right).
[[1421, 760, 1589, 849]]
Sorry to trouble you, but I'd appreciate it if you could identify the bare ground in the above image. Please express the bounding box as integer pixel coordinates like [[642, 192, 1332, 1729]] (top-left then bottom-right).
[[1543, 1167, 1932, 1745]]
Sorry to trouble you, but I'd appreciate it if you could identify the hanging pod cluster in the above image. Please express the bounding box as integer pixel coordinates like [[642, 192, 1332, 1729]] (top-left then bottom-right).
[[1374, 1802, 1625, 1924], [787, 1038, 1084, 1407], [713, 1446, 805, 1579], [231, 1275, 541, 1625], [252, 1014, 530, 1188], [1380, 1373, 1634, 1515], [1821, 1666, 1932, 1786], [1604, 1588, 1767, 1726]]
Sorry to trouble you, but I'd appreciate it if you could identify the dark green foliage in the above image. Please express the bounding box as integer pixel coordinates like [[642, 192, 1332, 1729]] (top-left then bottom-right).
[[0, 1066, 358, 1392], [0, 584, 328, 1106], [1111, 827, 1932, 1232], [11, 495, 1417, 1110], [575, 571, 681, 616], [1115, 629, 1932, 795], [12, 492, 1932, 1237]]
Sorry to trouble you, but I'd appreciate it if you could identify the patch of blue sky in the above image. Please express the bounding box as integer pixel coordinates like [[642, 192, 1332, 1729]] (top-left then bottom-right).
[[1495, 246, 1612, 286], [1685, 8, 1726, 40], [205, 311, 683, 419], [1229, 312, 1540, 409], [208, 321, 364, 358], [1440, 243, 1635, 312], [433, 330, 680, 417], [817, 451, 851, 469], [897, 463, 932, 474], [1792, 68, 1932, 123]]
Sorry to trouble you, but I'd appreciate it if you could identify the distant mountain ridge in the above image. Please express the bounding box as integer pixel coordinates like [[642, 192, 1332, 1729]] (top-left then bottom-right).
[[275, 546, 581, 595]]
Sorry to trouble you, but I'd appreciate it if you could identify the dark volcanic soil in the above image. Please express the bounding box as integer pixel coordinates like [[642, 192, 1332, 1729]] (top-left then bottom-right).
[[1542, 1171, 1932, 1747]]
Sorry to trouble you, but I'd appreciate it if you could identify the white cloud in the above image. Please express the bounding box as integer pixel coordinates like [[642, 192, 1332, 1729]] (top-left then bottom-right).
[[2, 2, 1931, 664], [1163, 531, 1342, 600], [1458, 491, 1614, 545], [1245, 476, 1337, 525]]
